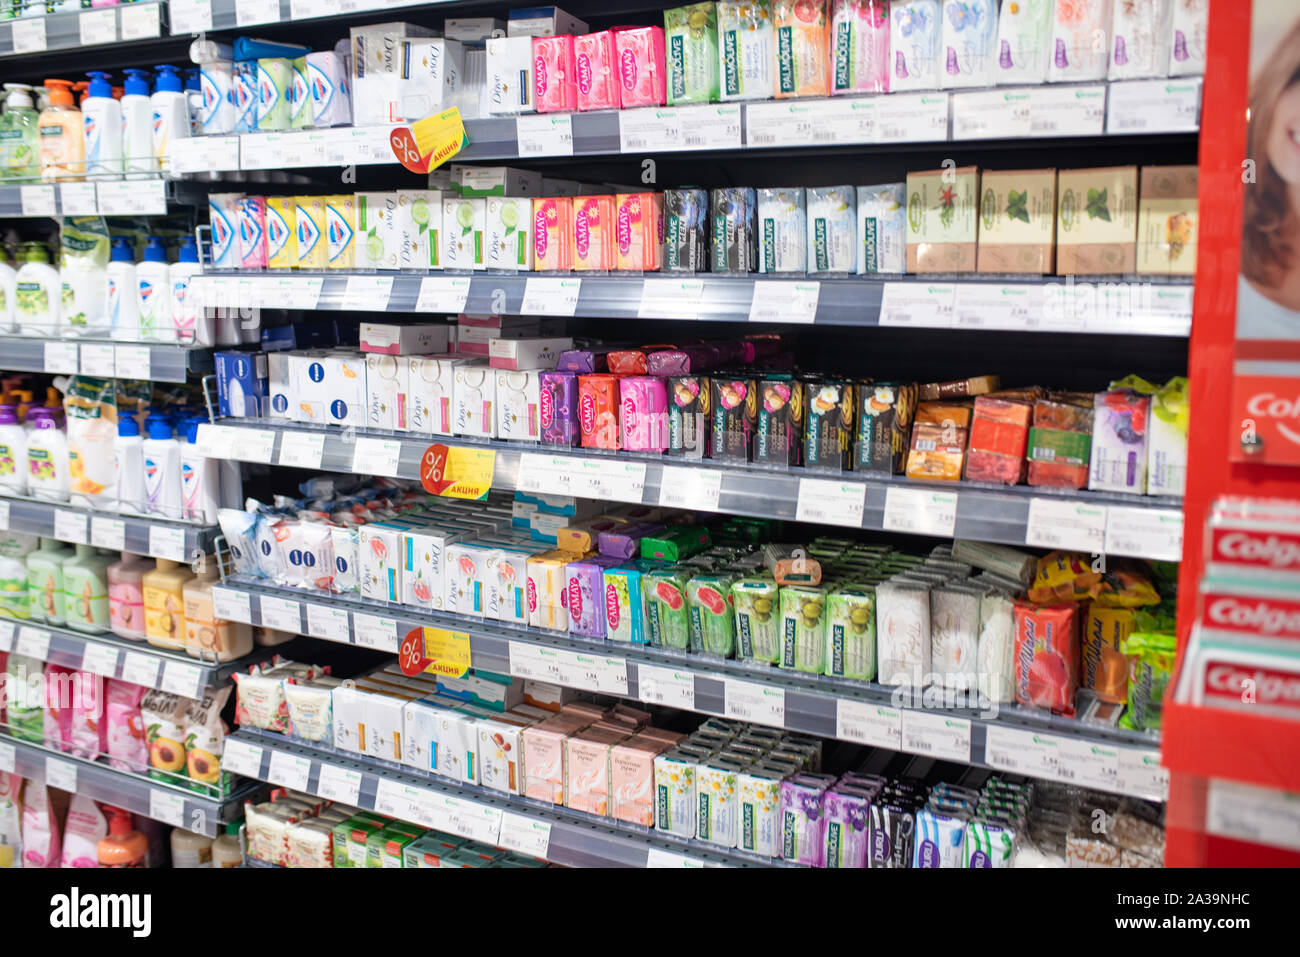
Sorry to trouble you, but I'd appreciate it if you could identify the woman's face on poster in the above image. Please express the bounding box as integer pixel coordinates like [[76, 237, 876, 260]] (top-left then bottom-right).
[[1268, 81, 1300, 185]]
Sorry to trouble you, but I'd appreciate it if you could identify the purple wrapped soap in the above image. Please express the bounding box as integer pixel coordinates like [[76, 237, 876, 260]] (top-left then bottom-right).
[[597, 522, 666, 560], [540, 371, 580, 446], [779, 776, 828, 867], [557, 348, 612, 374], [565, 556, 622, 637], [823, 787, 873, 869]]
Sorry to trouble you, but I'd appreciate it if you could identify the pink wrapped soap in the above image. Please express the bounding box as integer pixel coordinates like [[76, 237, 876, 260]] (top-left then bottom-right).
[[534, 35, 578, 113], [620, 376, 670, 452], [614, 26, 667, 108], [574, 31, 621, 112]]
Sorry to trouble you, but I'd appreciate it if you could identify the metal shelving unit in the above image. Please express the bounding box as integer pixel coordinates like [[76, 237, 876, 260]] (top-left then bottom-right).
[[0, 177, 177, 219], [224, 728, 787, 867], [0, 618, 272, 699], [0, 2, 164, 58], [211, 576, 1169, 802], [0, 494, 217, 559], [0, 335, 212, 383], [0, 732, 258, 837]]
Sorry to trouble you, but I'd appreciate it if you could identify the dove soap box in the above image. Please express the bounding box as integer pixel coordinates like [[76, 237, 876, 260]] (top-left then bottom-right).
[[409, 355, 470, 435], [366, 354, 411, 431], [974, 168, 1057, 274], [397, 190, 441, 269], [905, 166, 979, 273], [1055, 166, 1137, 276], [486, 36, 536, 114], [360, 322, 451, 355], [1136, 165, 1198, 277]]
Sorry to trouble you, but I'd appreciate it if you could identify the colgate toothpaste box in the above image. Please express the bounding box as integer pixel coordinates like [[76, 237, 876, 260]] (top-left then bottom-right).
[[573, 31, 620, 111], [1199, 579, 1300, 644], [1190, 634, 1300, 721], [1206, 499, 1300, 582]]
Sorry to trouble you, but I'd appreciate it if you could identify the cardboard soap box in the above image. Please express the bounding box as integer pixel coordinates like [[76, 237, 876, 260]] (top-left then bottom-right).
[[1055, 166, 1138, 275], [976, 168, 1057, 274], [360, 322, 451, 355], [1136, 165, 1198, 276], [906, 166, 980, 273]]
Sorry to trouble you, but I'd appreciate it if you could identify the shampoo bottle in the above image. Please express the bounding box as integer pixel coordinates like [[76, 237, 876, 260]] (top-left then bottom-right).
[[26, 538, 73, 625], [14, 242, 59, 336], [0, 404, 27, 494], [0, 84, 40, 183], [143, 557, 194, 651], [113, 414, 145, 514], [141, 413, 181, 518], [106, 237, 139, 340], [81, 71, 122, 179], [136, 236, 171, 340], [37, 79, 84, 182], [108, 551, 153, 641], [121, 69, 155, 177], [62, 543, 113, 633], [150, 65, 189, 173], [25, 408, 68, 502]]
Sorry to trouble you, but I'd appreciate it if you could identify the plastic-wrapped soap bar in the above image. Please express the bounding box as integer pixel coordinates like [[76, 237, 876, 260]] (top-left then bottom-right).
[[890, 0, 941, 91], [931, 584, 982, 692], [1048, 0, 1113, 82], [876, 579, 931, 687], [831, 0, 890, 94], [940, 0, 997, 88], [597, 522, 666, 560], [993, 0, 1053, 84], [665, 2, 720, 104], [825, 585, 875, 681], [757, 188, 807, 274], [976, 590, 1015, 704], [857, 183, 906, 274]]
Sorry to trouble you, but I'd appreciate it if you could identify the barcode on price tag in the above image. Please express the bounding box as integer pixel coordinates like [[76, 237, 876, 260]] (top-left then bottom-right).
[[796, 478, 866, 528], [679, 104, 742, 149], [267, 750, 312, 790], [723, 678, 785, 728], [212, 587, 252, 624], [900, 711, 971, 762], [221, 739, 264, 777], [637, 664, 696, 710], [984, 725, 1053, 777], [619, 106, 680, 152], [516, 114, 574, 156], [836, 699, 902, 748], [658, 467, 721, 511], [498, 812, 550, 858], [882, 487, 958, 538], [306, 604, 350, 643], [353, 614, 397, 652], [318, 764, 361, 805], [353, 436, 403, 477], [520, 277, 581, 316], [1106, 78, 1201, 133], [1025, 499, 1106, 553]]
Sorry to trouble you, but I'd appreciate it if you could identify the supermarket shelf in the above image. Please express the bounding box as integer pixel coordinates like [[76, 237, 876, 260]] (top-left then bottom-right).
[[0, 732, 258, 838], [0, 335, 213, 383], [0, 494, 217, 560], [0, 2, 163, 58], [1163, 699, 1300, 795], [200, 420, 1187, 562], [0, 178, 176, 218], [176, 0, 451, 33], [189, 272, 1195, 335], [0, 618, 273, 699], [213, 576, 1169, 802], [225, 728, 788, 867]]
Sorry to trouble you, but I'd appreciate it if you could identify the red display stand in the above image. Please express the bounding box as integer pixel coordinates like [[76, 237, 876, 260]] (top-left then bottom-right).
[[1165, 0, 1300, 866]]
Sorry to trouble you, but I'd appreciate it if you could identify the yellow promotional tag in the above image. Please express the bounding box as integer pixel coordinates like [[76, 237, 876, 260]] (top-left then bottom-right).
[[390, 106, 468, 173], [421, 444, 495, 500], [423, 628, 472, 678]]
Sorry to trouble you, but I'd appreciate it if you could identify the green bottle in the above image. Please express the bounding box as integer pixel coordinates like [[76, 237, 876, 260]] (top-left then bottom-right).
[[26, 537, 73, 626], [0, 84, 40, 183]]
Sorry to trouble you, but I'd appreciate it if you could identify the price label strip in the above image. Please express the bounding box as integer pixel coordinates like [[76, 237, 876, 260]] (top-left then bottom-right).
[[723, 678, 786, 728], [657, 467, 722, 512], [796, 478, 866, 528], [882, 487, 958, 538], [1025, 498, 1107, 553], [836, 699, 902, 749], [900, 711, 971, 762], [636, 664, 696, 710]]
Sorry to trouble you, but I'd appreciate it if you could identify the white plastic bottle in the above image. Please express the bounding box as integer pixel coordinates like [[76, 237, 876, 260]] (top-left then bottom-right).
[[113, 415, 145, 516], [106, 237, 139, 340], [25, 408, 69, 502], [150, 65, 190, 174], [180, 418, 219, 524], [0, 252, 16, 333], [141, 414, 181, 519], [136, 237, 171, 340], [14, 242, 59, 336], [169, 237, 207, 346], [0, 403, 27, 495], [121, 69, 155, 178], [82, 71, 123, 179]]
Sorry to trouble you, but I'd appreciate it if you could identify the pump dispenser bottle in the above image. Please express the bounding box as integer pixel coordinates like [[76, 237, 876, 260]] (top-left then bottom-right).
[[81, 71, 122, 178], [37, 79, 84, 181], [121, 68, 154, 177]]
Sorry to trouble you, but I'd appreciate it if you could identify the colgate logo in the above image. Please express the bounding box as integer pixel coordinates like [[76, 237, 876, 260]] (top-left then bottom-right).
[[606, 583, 620, 629], [568, 578, 583, 621], [539, 386, 554, 428], [575, 208, 591, 258], [576, 53, 593, 95], [527, 578, 537, 612], [1205, 663, 1300, 709], [1214, 531, 1300, 569], [1206, 595, 1300, 637], [620, 48, 638, 89], [580, 393, 596, 434], [535, 56, 548, 97], [1246, 393, 1300, 446], [535, 207, 549, 258], [617, 202, 632, 255]]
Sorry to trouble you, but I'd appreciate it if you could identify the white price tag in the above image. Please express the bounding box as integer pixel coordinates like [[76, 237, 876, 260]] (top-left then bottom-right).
[[882, 487, 958, 538], [679, 103, 742, 150], [212, 586, 252, 625], [19, 185, 56, 218], [0, 501, 8, 530], [1116, 746, 1169, 801], [516, 113, 574, 157], [161, 661, 203, 698], [796, 478, 866, 529], [647, 847, 704, 868], [1104, 507, 1184, 562], [353, 613, 398, 652], [1030, 84, 1105, 136], [430, 794, 503, 844], [149, 789, 186, 828], [497, 812, 551, 859], [220, 739, 264, 778], [723, 678, 786, 729], [1058, 738, 1121, 793], [900, 711, 971, 762], [230, 429, 276, 465], [267, 750, 312, 791], [11, 16, 46, 54], [45, 757, 77, 793], [236, 0, 278, 26], [305, 604, 350, 643], [147, 526, 187, 562], [1134, 284, 1194, 336], [342, 276, 393, 312], [79, 8, 117, 45], [59, 182, 98, 216], [260, 596, 301, 633], [637, 664, 696, 710], [952, 283, 1045, 330], [193, 423, 234, 458], [79, 343, 116, 377], [96, 180, 166, 216], [879, 282, 956, 327], [80, 643, 120, 678], [984, 725, 1053, 777], [120, 2, 161, 39], [173, 136, 239, 176], [44, 342, 80, 375], [639, 278, 704, 320], [16, 626, 50, 661], [168, 0, 212, 34], [951, 88, 1033, 139], [114, 345, 151, 380], [748, 280, 820, 324], [658, 467, 722, 512], [1025, 499, 1107, 553], [1206, 779, 1300, 853], [836, 700, 902, 749], [1107, 78, 1201, 134], [874, 92, 949, 142], [353, 436, 402, 477], [121, 651, 161, 687], [619, 107, 681, 152], [0, 622, 12, 652], [54, 510, 89, 545], [746, 98, 874, 147], [570, 458, 646, 504], [0, 742, 12, 773], [520, 277, 581, 317], [277, 432, 325, 470], [373, 778, 424, 821], [415, 276, 471, 314], [515, 452, 575, 496], [317, 765, 362, 805], [554, 650, 627, 695]]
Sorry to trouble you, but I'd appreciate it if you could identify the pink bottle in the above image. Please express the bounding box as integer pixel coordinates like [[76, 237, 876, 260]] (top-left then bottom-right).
[[573, 31, 620, 112], [614, 26, 667, 108], [108, 551, 155, 641], [533, 35, 578, 113], [619, 376, 670, 452]]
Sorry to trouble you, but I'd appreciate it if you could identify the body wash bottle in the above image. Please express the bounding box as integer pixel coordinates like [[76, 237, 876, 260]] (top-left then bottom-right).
[[106, 237, 139, 340], [144, 557, 194, 651], [62, 543, 113, 634], [142, 413, 181, 518], [108, 551, 154, 641], [184, 563, 252, 662], [0, 84, 40, 183], [113, 414, 145, 515], [81, 71, 123, 179], [25, 408, 69, 502], [14, 242, 59, 336], [37, 79, 84, 182], [136, 236, 171, 339], [0, 404, 27, 494], [26, 538, 73, 625]]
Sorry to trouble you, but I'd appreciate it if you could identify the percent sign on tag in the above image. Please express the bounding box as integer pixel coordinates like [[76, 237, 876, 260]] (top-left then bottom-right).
[[399, 626, 471, 679], [391, 106, 468, 173], [421, 444, 495, 500]]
